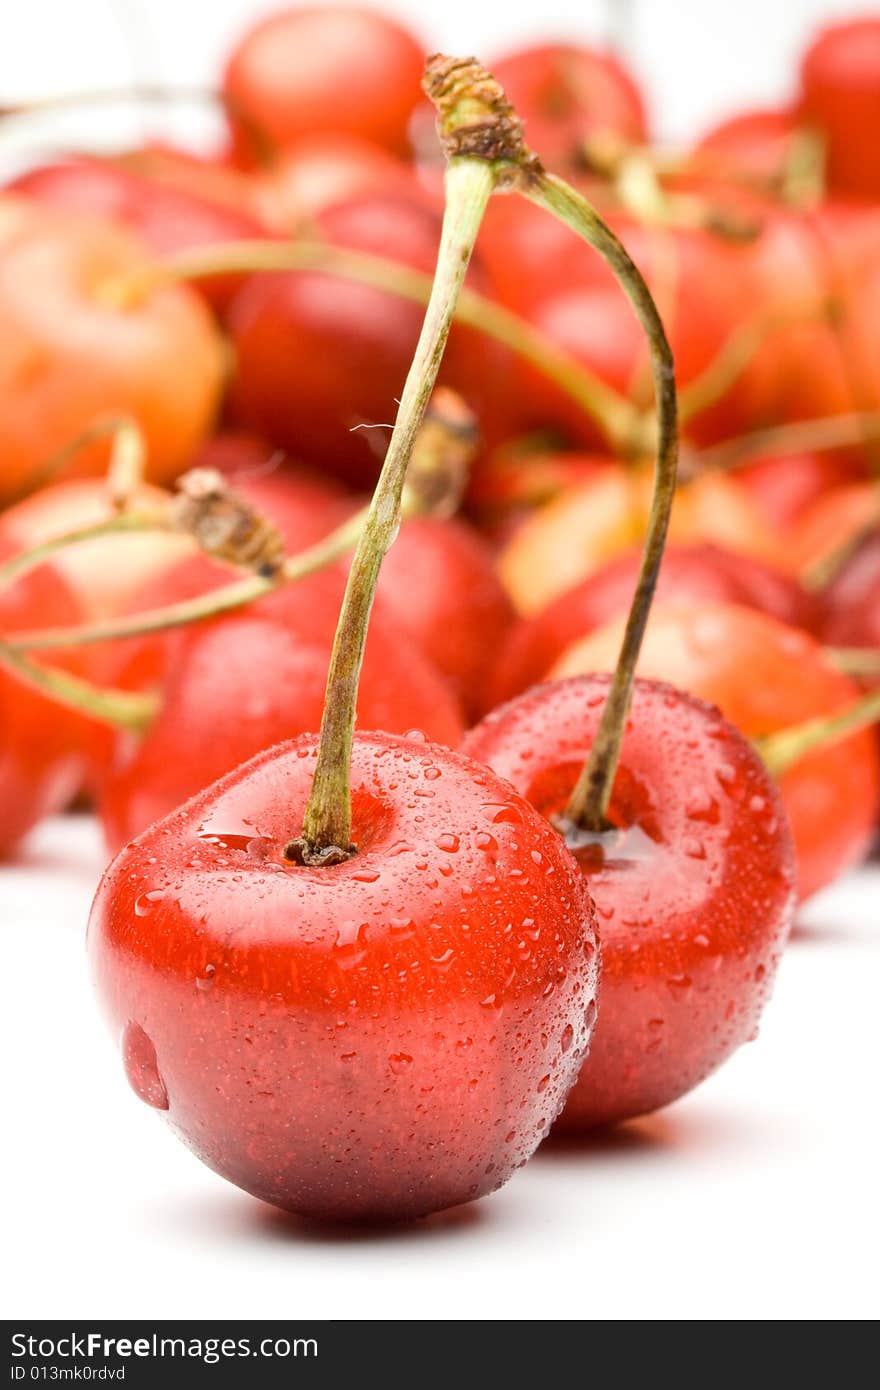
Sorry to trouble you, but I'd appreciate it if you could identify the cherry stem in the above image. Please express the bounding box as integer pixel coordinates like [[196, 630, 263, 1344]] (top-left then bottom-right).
[[6, 413, 145, 507], [678, 305, 817, 426], [826, 647, 880, 678], [0, 642, 157, 731], [527, 173, 678, 832], [757, 688, 880, 778], [695, 410, 880, 473], [0, 512, 163, 593], [828, 644, 880, 678], [289, 156, 495, 863], [112, 240, 643, 453]]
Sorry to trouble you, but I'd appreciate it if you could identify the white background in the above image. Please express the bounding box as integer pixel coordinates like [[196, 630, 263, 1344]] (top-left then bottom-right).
[[2, 0, 879, 1324]]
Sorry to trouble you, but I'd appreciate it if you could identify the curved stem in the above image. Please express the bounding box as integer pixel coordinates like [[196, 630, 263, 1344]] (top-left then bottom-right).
[[6, 508, 368, 653], [290, 157, 495, 863], [696, 411, 880, 473], [0, 643, 157, 732], [826, 647, 880, 678], [110, 239, 642, 452], [758, 689, 880, 778], [527, 174, 678, 832], [678, 306, 810, 426], [0, 513, 164, 593], [6, 414, 145, 507]]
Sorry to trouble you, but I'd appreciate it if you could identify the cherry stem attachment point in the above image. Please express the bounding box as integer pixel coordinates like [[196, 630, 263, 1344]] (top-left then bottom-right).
[[526, 174, 678, 832], [289, 155, 495, 864], [757, 688, 880, 778]]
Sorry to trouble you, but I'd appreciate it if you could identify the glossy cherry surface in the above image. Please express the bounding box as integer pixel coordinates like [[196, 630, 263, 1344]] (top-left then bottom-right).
[[463, 675, 795, 1129], [550, 599, 880, 899], [89, 731, 600, 1220], [99, 602, 465, 850], [487, 542, 817, 711]]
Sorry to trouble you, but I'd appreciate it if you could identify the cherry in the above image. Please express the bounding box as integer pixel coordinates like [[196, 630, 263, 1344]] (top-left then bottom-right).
[[463, 675, 795, 1129], [252, 135, 415, 231], [90, 730, 598, 1219], [691, 107, 800, 188], [99, 603, 465, 852], [372, 515, 514, 719], [736, 448, 869, 532], [497, 463, 777, 615], [820, 528, 880, 659], [799, 17, 880, 199], [0, 543, 86, 854], [786, 480, 878, 578], [0, 213, 225, 502], [487, 543, 817, 711], [550, 599, 880, 899], [8, 157, 271, 310], [487, 42, 647, 172], [228, 189, 510, 485], [223, 5, 425, 162]]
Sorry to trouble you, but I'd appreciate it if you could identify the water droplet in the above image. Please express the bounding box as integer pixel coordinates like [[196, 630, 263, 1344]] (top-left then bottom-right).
[[560, 1024, 574, 1054], [122, 1022, 168, 1110], [436, 833, 460, 854], [196, 963, 216, 991], [389, 1052, 413, 1075], [475, 831, 497, 853], [537, 1074, 551, 1093], [134, 889, 164, 917]]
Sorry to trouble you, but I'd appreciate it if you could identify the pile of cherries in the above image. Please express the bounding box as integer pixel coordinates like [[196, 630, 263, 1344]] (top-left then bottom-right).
[[1, 6, 878, 1224]]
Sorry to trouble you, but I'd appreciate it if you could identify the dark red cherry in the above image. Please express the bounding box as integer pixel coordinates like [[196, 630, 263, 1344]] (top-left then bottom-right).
[[463, 675, 795, 1130]]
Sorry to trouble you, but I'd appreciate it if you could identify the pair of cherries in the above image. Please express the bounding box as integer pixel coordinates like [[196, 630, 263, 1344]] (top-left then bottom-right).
[[85, 42, 804, 1226]]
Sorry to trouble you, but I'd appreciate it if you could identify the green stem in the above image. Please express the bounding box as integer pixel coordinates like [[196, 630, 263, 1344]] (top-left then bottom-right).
[[757, 689, 880, 777], [289, 157, 496, 864], [113, 239, 642, 452], [528, 174, 678, 832], [825, 647, 880, 678], [696, 411, 880, 473], [0, 643, 157, 732], [0, 513, 163, 592], [6, 507, 369, 653]]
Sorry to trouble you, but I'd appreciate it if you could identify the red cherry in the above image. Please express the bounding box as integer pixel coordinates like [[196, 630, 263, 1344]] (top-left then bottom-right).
[[786, 480, 878, 576], [692, 106, 800, 186], [799, 17, 880, 199], [252, 134, 415, 230], [89, 731, 599, 1219], [0, 544, 86, 854], [550, 599, 880, 899], [736, 449, 869, 532], [99, 604, 465, 852], [228, 190, 510, 485], [223, 6, 425, 162], [463, 675, 795, 1129], [0, 214, 225, 501], [820, 528, 880, 658], [373, 516, 514, 718], [487, 543, 817, 711], [488, 42, 647, 171], [8, 157, 270, 310]]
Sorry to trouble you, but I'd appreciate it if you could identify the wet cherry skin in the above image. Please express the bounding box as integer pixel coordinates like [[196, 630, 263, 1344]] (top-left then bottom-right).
[[550, 600, 880, 900], [463, 676, 796, 1130], [223, 5, 425, 162], [99, 607, 465, 851], [486, 542, 816, 711], [89, 731, 600, 1221]]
